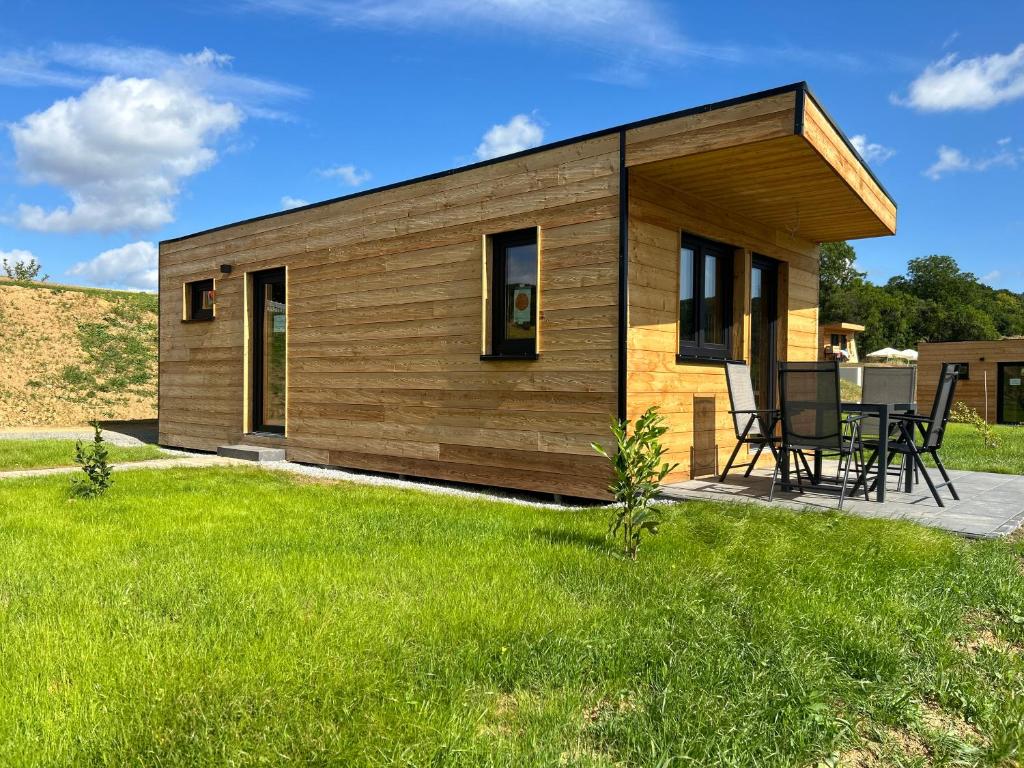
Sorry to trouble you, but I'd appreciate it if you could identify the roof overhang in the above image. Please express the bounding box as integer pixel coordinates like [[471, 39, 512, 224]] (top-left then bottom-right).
[[822, 322, 866, 333], [624, 85, 896, 243]]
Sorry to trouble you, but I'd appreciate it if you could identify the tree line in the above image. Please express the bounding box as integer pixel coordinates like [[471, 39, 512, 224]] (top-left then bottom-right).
[[819, 243, 1024, 354]]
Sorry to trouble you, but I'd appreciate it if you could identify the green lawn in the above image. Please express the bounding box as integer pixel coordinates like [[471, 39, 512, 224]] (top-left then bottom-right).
[[1, 467, 1022, 766], [0, 439, 164, 471], [937, 423, 1024, 475]]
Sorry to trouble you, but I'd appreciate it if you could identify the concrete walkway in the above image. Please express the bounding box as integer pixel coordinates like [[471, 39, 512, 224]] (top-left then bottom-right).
[[0, 453, 243, 480], [663, 466, 1024, 539], [0, 419, 158, 447]]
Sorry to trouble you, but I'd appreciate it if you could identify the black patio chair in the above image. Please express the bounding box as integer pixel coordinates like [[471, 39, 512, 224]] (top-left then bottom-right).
[[860, 365, 919, 488], [859, 362, 960, 508], [720, 361, 780, 481], [770, 361, 869, 510]]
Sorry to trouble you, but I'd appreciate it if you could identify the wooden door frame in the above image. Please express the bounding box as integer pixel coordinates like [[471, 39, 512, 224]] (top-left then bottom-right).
[[251, 267, 287, 435], [997, 361, 1024, 425]]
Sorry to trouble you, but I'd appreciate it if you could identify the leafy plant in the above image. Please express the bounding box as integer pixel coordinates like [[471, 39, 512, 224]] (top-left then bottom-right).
[[2, 255, 48, 283], [949, 401, 1001, 449], [592, 406, 678, 560], [71, 421, 113, 498], [60, 299, 157, 402]]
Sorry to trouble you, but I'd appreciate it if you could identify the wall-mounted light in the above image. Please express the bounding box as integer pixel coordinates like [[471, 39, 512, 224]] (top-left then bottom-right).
[[220, 264, 233, 274]]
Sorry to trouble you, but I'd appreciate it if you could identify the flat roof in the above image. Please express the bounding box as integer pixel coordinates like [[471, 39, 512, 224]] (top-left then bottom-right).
[[162, 81, 896, 246]]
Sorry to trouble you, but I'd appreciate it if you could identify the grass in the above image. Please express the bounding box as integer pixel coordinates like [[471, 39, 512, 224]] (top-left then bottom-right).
[[0, 278, 158, 314], [0, 439, 164, 470], [1, 466, 1022, 766], [937, 423, 1024, 475]]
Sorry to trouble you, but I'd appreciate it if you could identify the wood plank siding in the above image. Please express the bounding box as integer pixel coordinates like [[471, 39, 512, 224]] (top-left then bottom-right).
[[625, 175, 820, 482], [159, 83, 896, 499], [917, 340, 1024, 424], [160, 134, 621, 499]]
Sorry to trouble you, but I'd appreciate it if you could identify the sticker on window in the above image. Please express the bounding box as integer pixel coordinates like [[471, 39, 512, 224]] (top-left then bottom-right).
[[273, 315, 286, 333], [512, 286, 532, 325], [1011, 378, 1022, 386]]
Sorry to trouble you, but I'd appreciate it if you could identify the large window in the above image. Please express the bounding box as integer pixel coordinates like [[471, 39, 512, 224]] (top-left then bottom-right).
[[486, 228, 539, 358], [185, 278, 215, 322], [678, 234, 732, 360]]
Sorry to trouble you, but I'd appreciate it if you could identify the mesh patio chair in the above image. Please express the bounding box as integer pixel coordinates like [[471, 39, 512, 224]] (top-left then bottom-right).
[[720, 361, 780, 481], [858, 362, 960, 508], [859, 365, 919, 490], [770, 361, 869, 510]]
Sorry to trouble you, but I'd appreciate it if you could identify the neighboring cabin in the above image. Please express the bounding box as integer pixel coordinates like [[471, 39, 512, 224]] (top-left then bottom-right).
[[159, 82, 897, 499], [820, 321, 865, 363], [918, 339, 1024, 425]]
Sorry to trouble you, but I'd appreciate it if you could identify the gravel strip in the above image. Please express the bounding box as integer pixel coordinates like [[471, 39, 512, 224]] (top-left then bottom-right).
[[260, 460, 610, 511]]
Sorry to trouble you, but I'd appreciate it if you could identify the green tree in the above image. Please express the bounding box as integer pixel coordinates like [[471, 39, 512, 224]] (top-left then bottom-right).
[[818, 241, 865, 323]]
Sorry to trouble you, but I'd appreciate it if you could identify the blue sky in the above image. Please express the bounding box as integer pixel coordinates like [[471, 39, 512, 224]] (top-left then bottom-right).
[[1, 0, 1022, 292]]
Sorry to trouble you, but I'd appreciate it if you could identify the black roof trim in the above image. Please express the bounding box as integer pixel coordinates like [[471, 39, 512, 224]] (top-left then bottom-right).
[[161, 81, 895, 246]]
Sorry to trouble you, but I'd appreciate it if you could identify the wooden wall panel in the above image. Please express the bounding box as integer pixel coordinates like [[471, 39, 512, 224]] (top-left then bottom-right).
[[159, 135, 621, 498], [916, 340, 1024, 424], [626, 174, 819, 482]]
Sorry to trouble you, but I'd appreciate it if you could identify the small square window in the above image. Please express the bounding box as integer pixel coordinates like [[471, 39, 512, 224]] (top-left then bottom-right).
[[185, 279, 215, 321], [953, 362, 970, 380]]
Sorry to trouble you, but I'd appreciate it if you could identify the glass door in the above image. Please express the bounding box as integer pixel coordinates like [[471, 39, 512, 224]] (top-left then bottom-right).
[[750, 256, 779, 410], [999, 362, 1024, 424], [252, 268, 287, 434]]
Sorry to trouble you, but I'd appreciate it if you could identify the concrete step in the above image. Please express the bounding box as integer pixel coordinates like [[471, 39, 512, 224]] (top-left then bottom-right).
[[217, 444, 286, 462]]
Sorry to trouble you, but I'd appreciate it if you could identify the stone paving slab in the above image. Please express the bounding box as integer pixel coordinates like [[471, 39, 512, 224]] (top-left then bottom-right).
[[662, 467, 1024, 539]]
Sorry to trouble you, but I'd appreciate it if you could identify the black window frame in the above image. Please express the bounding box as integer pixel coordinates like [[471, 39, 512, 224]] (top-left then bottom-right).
[[186, 278, 215, 322], [953, 362, 970, 381], [677, 233, 733, 362], [484, 227, 539, 360]]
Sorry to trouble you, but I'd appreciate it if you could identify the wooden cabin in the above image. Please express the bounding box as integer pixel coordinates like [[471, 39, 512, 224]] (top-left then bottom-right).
[[159, 82, 897, 499], [917, 339, 1024, 424], [820, 321, 865, 363]]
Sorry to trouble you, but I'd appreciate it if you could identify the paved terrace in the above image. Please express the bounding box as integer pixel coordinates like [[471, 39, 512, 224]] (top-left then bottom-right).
[[663, 467, 1024, 539]]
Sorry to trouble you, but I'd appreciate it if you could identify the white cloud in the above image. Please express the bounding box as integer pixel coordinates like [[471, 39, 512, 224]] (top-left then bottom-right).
[[318, 165, 372, 186], [245, 0, 694, 60], [0, 248, 40, 269], [475, 114, 544, 160], [924, 141, 1022, 180], [10, 75, 243, 233], [982, 270, 1002, 286], [0, 43, 305, 111], [849, 134, 896, 164], [67, 241, 158, 291], [895, 43, 1024, 111], [281, 195, 309, 209]]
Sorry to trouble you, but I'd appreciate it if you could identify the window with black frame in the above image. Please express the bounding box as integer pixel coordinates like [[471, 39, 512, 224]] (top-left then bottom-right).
[[486, 228, 538, 358], [678, 234, 732, 360], [185, 278, 215, 321]]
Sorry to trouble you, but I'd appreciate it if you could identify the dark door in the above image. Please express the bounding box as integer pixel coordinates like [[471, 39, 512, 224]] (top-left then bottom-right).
[[252, 269, 287, 434], [998, 362, 1024, 424], [750, 256, 779, 410]]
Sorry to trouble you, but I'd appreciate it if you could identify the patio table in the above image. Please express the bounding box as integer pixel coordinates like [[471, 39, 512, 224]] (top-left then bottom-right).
[[837, 401, 916, 502], [780, 401, 916, 502]]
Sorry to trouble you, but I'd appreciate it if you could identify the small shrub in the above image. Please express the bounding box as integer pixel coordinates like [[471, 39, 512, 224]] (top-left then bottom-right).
[[71, 421, 113, 498], [592, 406, 678, 560], [949, 401, 1001, 449], [2, 255, 48, 283]]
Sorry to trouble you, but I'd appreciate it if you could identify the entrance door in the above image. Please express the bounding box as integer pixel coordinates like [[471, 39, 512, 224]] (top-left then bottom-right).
[[252, 269, 287, 434], [998, 362, 1024, 424], [750, 256, 779, 410]]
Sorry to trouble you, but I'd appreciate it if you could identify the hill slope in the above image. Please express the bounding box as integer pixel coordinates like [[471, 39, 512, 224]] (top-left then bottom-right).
[[0, 281, 157, 427]]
